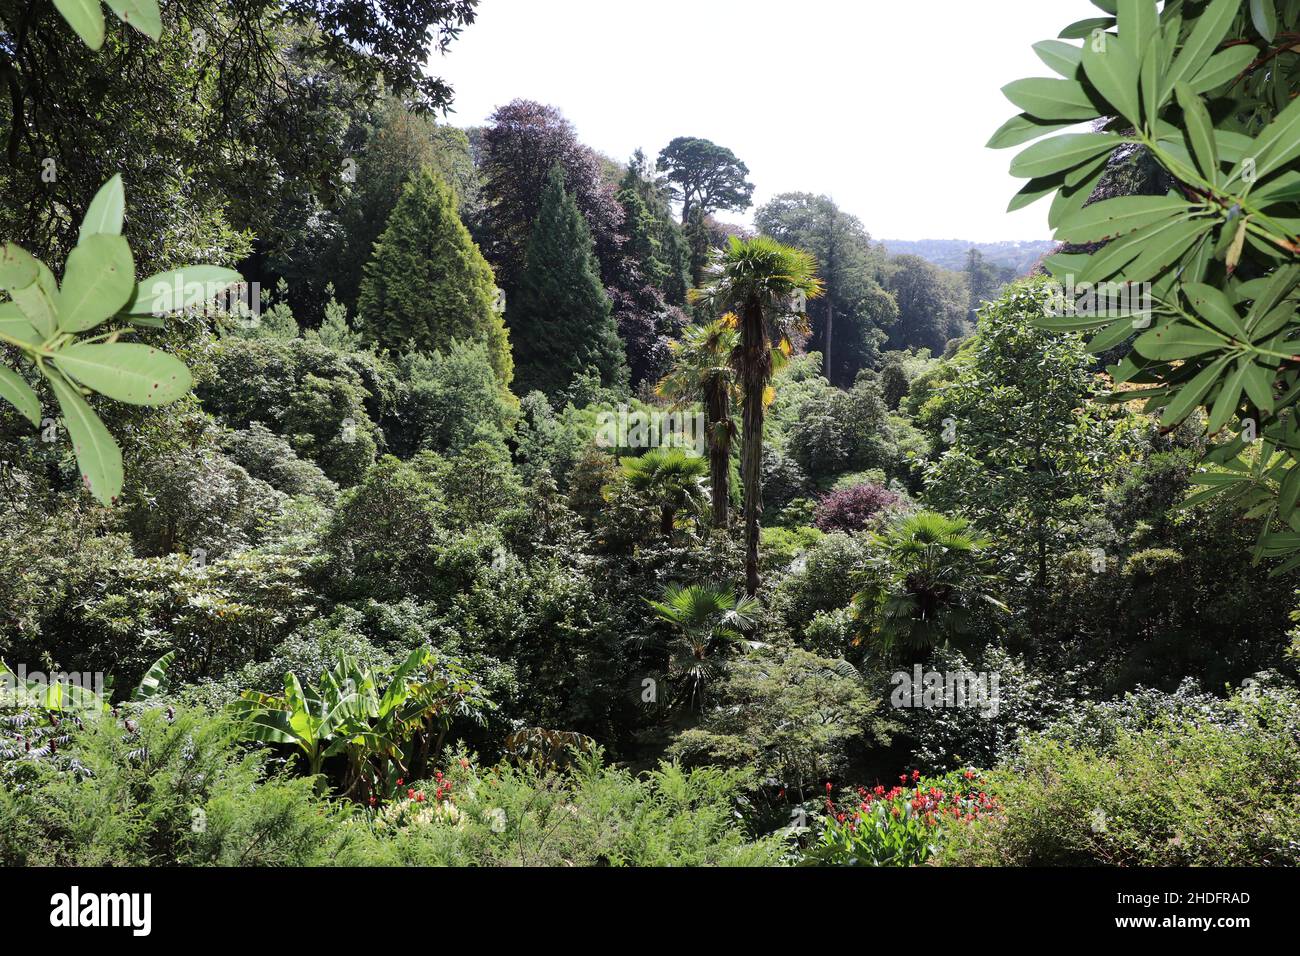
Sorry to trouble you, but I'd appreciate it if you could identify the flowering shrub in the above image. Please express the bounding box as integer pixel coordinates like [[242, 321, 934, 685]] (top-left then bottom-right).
[[805, 768, 999, 866], [813, 484, 899, 534], [368, 769, 464, 831]]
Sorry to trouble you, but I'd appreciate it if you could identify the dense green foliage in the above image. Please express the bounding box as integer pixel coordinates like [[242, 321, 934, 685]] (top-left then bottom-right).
[[3, 0, 1298, 872]]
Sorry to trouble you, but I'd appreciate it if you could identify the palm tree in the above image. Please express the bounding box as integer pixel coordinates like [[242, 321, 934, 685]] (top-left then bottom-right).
[[622, 447, 710, 537], [850, 511, 1008, 656], [691, 236, 823, 595], [657, 318, 740, 528], [647, 582, 761, 711]]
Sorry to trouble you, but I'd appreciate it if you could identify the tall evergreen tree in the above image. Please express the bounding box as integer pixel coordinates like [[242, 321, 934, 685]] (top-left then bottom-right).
[[509, 166, 628, 400], [357, 168, 513, 388]]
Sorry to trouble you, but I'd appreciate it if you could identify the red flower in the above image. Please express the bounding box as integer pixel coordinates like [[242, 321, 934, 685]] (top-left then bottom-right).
[[415, 791, 426, 803], [911, 769, 921, 781], [368, 796, 377, 807], [396, 778, 403, 787], [826, 782, 833, 792]]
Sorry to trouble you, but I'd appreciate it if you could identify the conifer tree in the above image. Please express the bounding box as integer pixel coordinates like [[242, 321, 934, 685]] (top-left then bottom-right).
[[358, 168, 513, 387], [509, 165, 627, 400]]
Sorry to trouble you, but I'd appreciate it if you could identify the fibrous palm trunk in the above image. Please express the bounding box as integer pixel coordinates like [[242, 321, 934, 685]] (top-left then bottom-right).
[[738, 297, 770, 596], [706, 381, 730, 528]]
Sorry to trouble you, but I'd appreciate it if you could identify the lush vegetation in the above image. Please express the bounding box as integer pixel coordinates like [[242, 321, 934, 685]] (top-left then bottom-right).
[[1, 0, 1299, 868]]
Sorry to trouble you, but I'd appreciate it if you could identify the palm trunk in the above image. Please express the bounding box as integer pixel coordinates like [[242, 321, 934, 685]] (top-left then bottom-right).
[[739, 297, 769, 596], [707, 382, 730, 528], [824, 299, 834, 384]]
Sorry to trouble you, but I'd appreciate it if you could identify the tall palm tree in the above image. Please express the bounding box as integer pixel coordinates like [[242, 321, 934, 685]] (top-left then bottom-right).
[[622, 447, 710, 537], [850, 511, 1009, 656], [691, 236, 823, 595], [657, 318, 740, 529], [646, 582, 761, 711]]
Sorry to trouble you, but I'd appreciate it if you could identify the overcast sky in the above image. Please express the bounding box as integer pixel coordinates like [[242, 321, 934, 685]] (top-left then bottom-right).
[[430, 0, 1097, 242]]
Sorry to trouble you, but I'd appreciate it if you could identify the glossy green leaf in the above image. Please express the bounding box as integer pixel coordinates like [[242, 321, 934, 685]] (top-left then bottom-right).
[[1249, 0, 1277, 41], [1076, 214, 1193, 283], [123, 266, 242, 316], [1184, 282, 1248, 339], [1139, 32, 1162, 118], [1246, 265, 1300, 327], [1279, 464, 1300, 518], [0, 309, 42, 348], [1207, 360, 1248, 433], [1189, 45, 1257, 93], [1002, 77, 1102, 121], [1048, 155, 1110, 230], [57, 234, 135, 334], [78, 174, 125, 243], [1087, 317, 1140, 353], [1118, 0, 1157, 51], [52, 342, 193, 406], [987, 114, 1077, 149], [1010, 133, 1124, 178], [1134, 321, 1227, 360], [1082, 31, 1142, 125], [1054, 194, 1186, 242], [1241, 91, 1300, 182], [0, 366, 40, 426], [1033, 40, 1084, 78], [1059, 17, 1116, 40], [44, 368, 123, 506], [52, 0, 106, 49], [102, 0, 161, 39], [9, 278, 57, 340], [1240, 359, 1276, 412], [1122, 218, 1213, 281], [0, 243, 38, 293], [1162, 0, 1245, 101], [1175, 83, 1219, 183], [1007, 176, 1061, 212], [1161, 356, 1231, 426], [1252, 171, 1300, 206]]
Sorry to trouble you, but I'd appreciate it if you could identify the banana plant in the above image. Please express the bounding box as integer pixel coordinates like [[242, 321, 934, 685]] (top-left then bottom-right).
[[230, 649, 493, 799], [229, 665, 372, 787]]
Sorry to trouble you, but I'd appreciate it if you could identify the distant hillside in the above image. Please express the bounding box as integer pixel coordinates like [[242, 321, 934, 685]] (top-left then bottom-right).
[[880, 239, 1055, 275]]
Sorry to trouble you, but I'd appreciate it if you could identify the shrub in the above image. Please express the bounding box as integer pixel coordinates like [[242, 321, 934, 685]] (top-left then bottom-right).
[[669, 646, 889, 799], [804, 767, 999, 866], [0, 707, 335, 866], [904, 646, 1074, 773], [813, 483, 900, 533], [332, 749, 786, 867], [938, 685, 1300, 866]]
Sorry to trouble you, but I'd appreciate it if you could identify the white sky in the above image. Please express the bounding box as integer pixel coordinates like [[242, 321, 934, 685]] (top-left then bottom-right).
[[431, 0, 1097, 242]]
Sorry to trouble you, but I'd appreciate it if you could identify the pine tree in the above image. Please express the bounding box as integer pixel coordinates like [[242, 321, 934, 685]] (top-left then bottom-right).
[[509, 165, 627, 400], [357, 167, 513, 388]]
